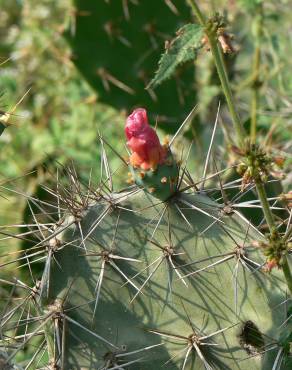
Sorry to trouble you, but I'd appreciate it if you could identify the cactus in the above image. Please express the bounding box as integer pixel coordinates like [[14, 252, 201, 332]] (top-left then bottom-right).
[[45, 187, 289, 369], [2, 107, 291, 369], [65, 0, 199, 133], [42, 110, 291, 369], [0, 350, 22, 370], [1, 2, 292, 369]]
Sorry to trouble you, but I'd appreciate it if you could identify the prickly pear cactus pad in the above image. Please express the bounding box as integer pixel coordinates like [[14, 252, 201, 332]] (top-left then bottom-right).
[[43, 188, 288, 369], [0, 350, 22, 370], [19, 109, 287, 370], [66, 0, 199, 132]]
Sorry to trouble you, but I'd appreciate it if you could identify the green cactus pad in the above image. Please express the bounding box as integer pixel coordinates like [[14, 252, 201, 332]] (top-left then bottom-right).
[[42, 189, 289, 369], [66, 0, 197, 133]]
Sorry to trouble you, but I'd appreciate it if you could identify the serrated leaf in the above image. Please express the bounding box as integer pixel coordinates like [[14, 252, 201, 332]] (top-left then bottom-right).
[[147, 23, 204, 89]]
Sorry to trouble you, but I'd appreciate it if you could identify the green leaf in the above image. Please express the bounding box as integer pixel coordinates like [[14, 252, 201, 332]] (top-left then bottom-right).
[[147, 23, 204, 89]]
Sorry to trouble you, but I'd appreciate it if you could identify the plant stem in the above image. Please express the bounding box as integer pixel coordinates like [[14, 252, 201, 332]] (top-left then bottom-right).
[[188, 0, 275, 232], [254, 180, 292, 296], [250, 8, 263, 144], [188, 0, 292, 293], [282, 256, 292, 296], [208, 37, 245, 148], [254, 179, 276, 234], [250, 51, 260, 144], [188, 0, 245, 149]]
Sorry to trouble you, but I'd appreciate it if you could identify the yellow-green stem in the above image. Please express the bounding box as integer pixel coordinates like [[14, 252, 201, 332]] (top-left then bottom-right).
[[250, 48, 260, 144], [188, 0, 245, 149], [188, 0, 292, 295], [188, 0, 275, 232], [250, 90, 258, 144], [250, 9, 263, 144], [208, 37, 245, 148], [254, 179, 276, 234]]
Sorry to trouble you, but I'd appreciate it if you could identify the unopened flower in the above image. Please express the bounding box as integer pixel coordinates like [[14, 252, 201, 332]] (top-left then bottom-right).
[[125, 108, 167, 170]]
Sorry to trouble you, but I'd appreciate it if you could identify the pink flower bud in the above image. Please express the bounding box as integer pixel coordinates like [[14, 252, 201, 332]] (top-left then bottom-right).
[[125, 108, 167, 170]]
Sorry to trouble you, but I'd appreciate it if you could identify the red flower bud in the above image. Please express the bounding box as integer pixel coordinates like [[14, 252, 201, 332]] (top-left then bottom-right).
[[125, 108, 167, 170]]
